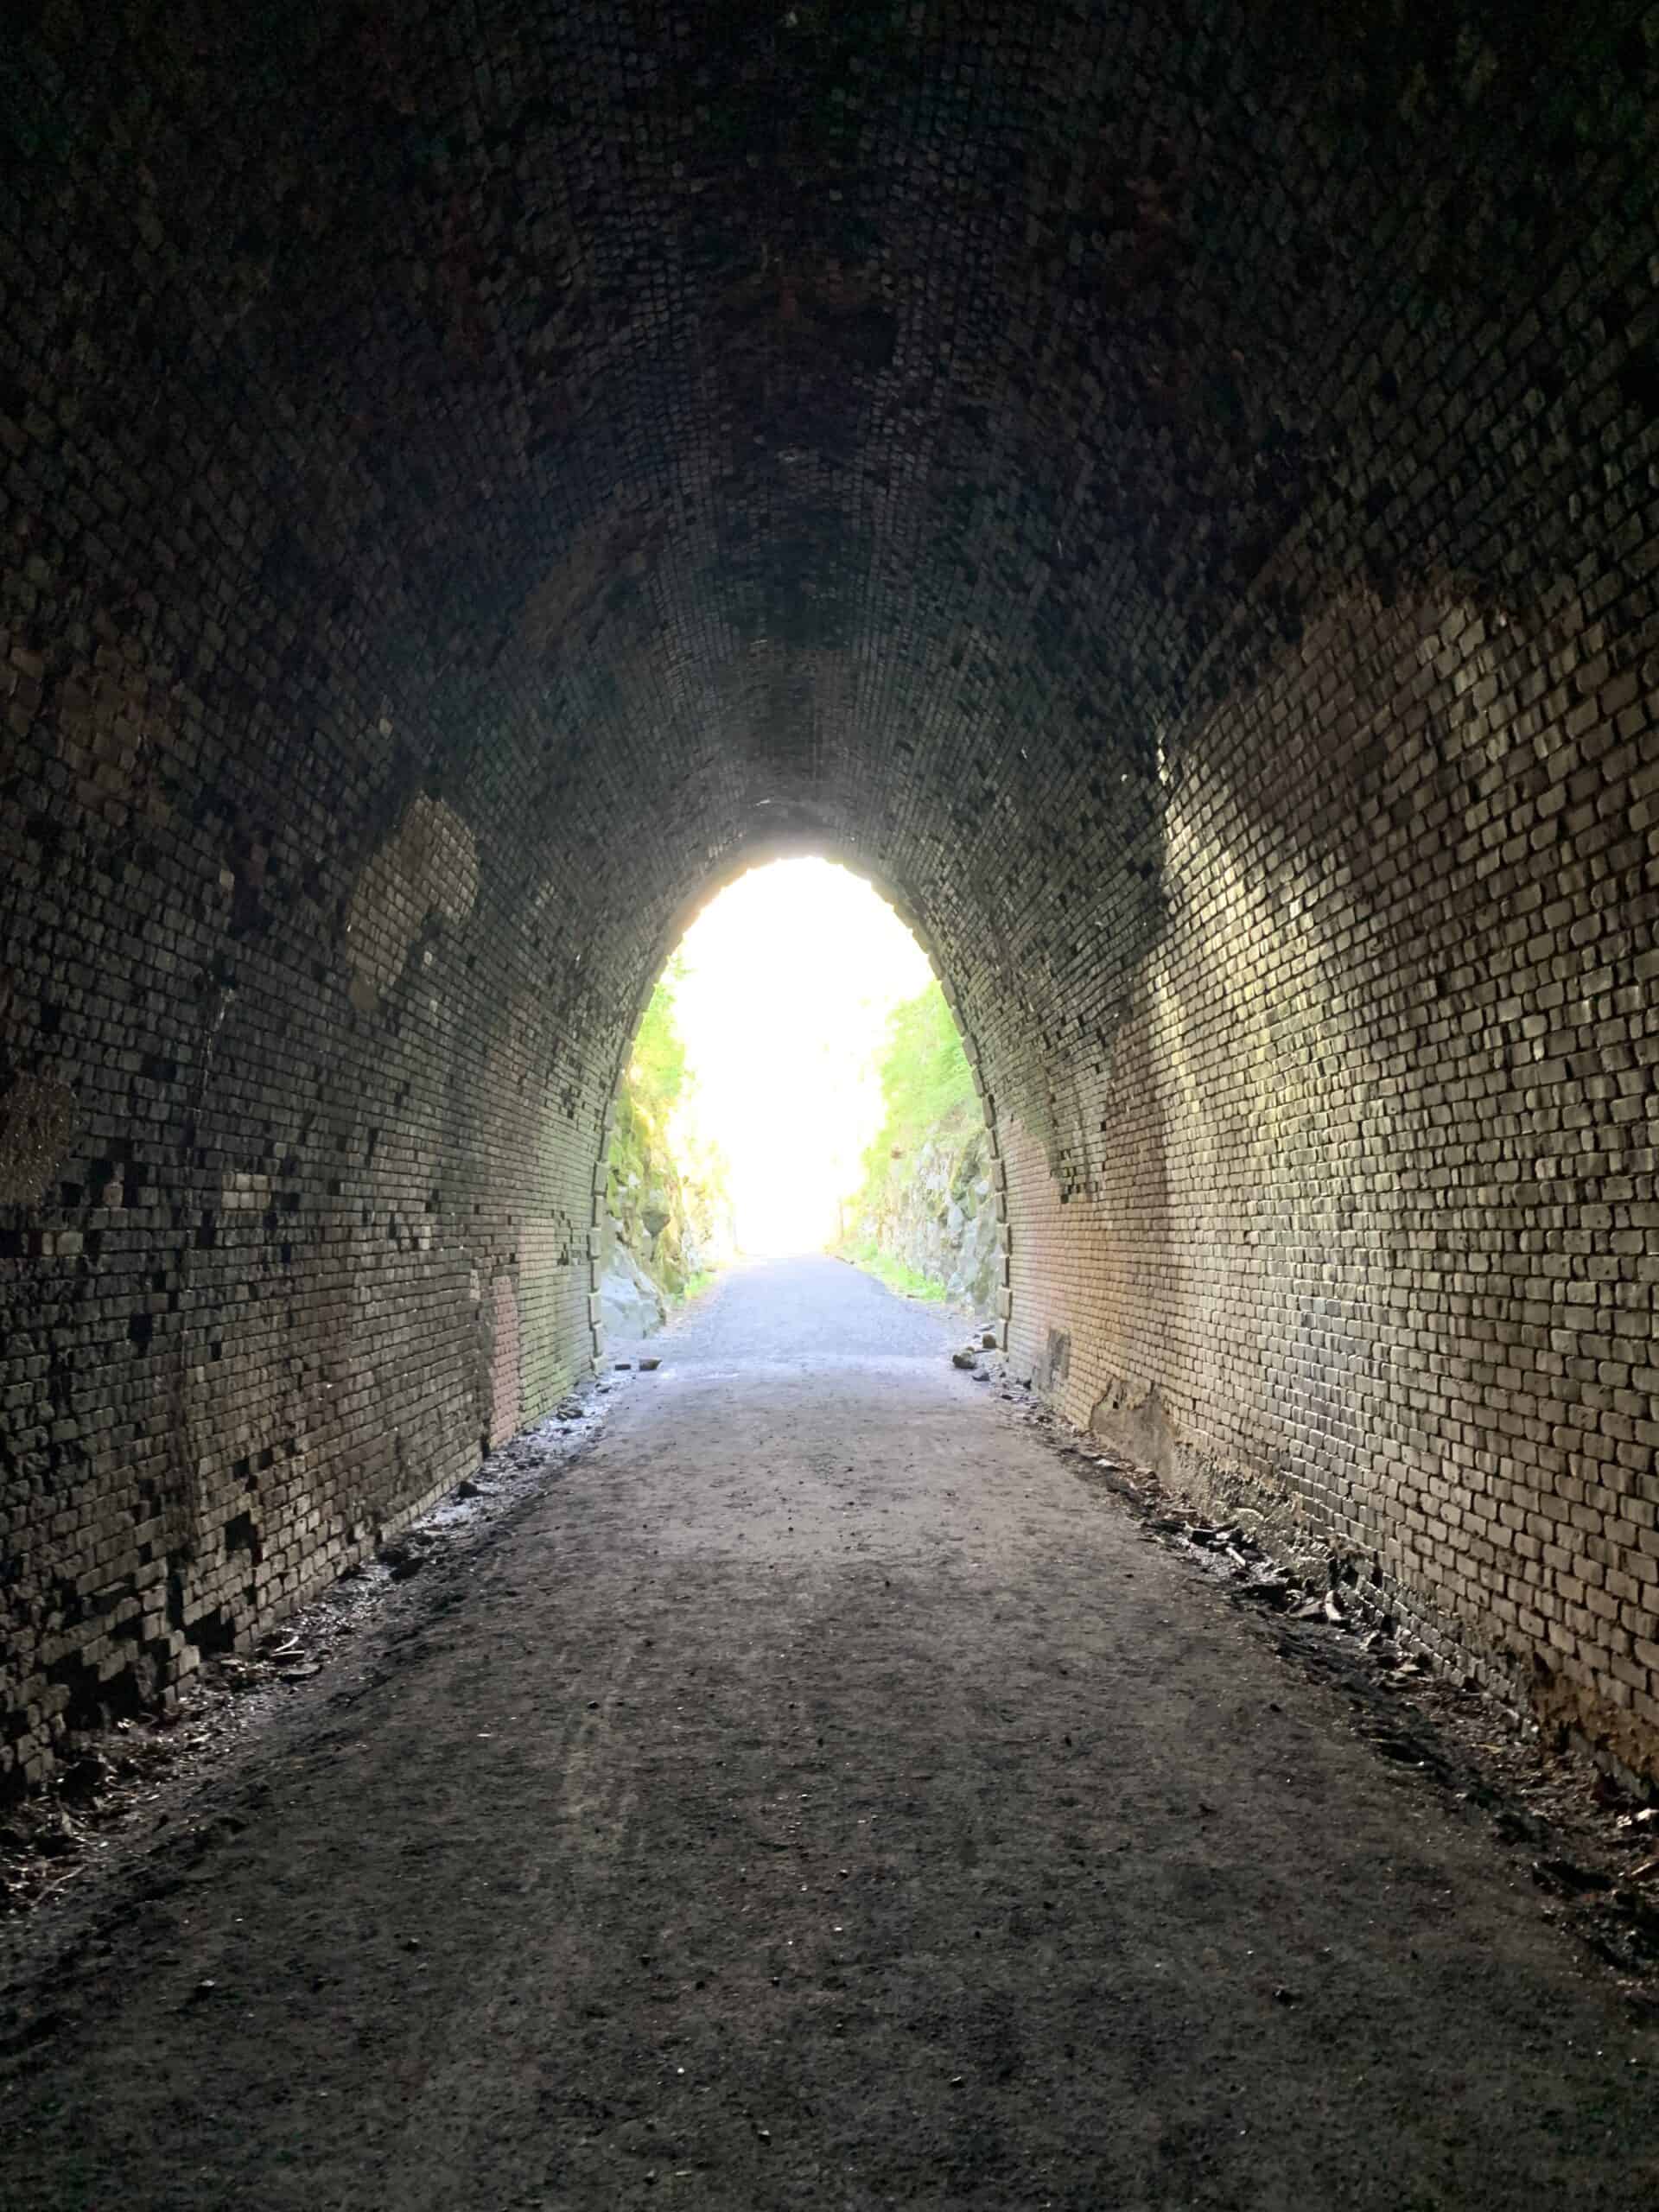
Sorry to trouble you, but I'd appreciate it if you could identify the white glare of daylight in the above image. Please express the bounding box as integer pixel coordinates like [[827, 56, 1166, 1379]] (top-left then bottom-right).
[[670, 860, 933, 1253]]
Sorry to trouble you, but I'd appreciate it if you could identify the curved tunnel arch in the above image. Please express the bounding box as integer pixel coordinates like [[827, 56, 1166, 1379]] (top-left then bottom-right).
[[4, 0, 1659, 1783]]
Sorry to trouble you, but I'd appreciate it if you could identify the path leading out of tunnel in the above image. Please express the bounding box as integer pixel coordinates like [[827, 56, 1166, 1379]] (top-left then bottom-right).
[[3, 1256, 1656, 2209]]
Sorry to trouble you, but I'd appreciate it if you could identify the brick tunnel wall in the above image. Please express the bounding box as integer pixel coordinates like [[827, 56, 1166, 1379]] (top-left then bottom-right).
[[1001, 578, 1659, 1775], [3, 1, 1659, 1788]]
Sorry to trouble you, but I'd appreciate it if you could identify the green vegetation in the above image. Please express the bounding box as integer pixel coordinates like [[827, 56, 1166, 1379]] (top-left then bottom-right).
[[846, 980, 977, 1223], [626, 956, 689, 1112], [837, 979, 999, 1313], [842, 1241, 950, 1301], [606, 960, 731, 1303]]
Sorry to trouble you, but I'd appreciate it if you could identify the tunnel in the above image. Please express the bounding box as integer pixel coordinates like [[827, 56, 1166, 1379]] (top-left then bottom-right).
[[3, 0, 1659, 1798]]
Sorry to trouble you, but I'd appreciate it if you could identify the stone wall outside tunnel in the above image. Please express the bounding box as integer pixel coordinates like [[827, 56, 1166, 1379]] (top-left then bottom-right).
[[3, 0, 1659, 1790]]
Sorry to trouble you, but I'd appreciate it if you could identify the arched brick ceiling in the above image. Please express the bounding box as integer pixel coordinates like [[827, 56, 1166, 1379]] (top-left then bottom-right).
[[12, 0, 1645, 1086]]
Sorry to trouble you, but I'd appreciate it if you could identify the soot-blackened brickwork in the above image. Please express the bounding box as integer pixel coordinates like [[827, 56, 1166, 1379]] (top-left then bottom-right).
[[3, 2, 1659, 1786]]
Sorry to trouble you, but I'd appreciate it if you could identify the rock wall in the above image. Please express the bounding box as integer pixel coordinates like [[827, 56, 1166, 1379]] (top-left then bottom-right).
[[597, 1090, 732, 1345], [851, 1122, 1002, 1318]]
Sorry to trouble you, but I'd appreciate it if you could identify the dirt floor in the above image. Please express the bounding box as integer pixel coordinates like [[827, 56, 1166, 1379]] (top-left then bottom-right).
[[4, 1256, 1659, 2209]]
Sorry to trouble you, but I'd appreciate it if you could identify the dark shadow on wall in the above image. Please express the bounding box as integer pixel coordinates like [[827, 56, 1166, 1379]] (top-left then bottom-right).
[[991, 754, 1172, 1207]]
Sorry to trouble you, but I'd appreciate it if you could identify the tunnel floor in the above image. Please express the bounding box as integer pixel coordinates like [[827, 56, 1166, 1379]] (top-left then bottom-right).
[[3, 1257, 1657, 2209]]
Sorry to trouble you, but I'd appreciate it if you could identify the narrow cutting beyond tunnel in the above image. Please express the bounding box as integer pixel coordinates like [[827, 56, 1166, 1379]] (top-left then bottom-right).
[[4, 0, 1659, 1802], [614, 856, 944, 1263]]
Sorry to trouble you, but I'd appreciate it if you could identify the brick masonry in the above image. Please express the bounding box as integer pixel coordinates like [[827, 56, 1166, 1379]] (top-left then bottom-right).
[[3, 2, 1659, 1787]]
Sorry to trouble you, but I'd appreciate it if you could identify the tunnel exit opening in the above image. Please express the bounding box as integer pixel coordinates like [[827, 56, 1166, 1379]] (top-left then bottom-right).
[[591, 857, 1009, 1361]]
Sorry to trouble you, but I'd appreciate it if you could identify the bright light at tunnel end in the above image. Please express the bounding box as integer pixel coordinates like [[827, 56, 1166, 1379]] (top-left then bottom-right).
[[669, 859, 934, 1255]]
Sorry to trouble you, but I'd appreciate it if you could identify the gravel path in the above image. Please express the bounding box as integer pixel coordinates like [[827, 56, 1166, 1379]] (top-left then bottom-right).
[[639, 1254, 968, 1364], [3, 1258, 1656, 2209]]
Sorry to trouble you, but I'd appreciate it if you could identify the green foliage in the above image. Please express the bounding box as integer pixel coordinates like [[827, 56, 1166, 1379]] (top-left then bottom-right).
[[858, 981, 976, 1192], [627, 956, 689, 1122], [836, 981, 978, 1279], [608, 960, 689, 1205], [606, 958, 732, 1304], [843, 1242, 950, 1302]]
